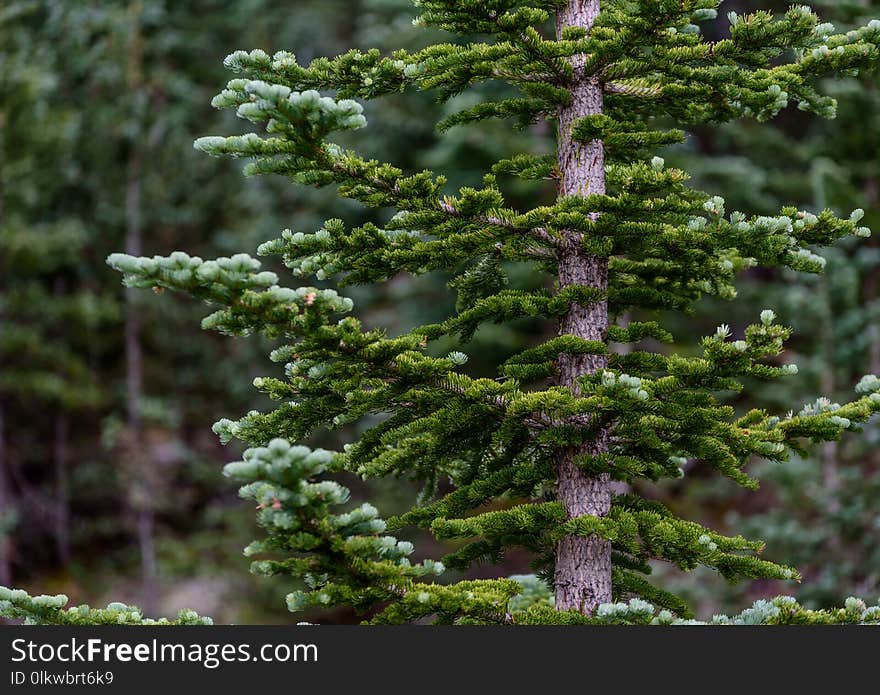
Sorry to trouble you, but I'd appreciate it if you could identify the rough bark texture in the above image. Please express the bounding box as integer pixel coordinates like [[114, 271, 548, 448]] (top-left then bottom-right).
[[553, 0, 612, 615]]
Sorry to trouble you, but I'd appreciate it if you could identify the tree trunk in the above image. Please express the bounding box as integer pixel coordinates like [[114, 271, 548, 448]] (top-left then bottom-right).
[[125, 0, 157, 613], [0, 402, 13, 586], [0, 134, 12, 586], [819, 275, 840, 511], [126, 140, 157, 615], [53, 414, 71, 566], [52, 275, 72, 567], [125, 155, 144, 438], [553, 0, 612, 615], [862, 178, 880, 469]]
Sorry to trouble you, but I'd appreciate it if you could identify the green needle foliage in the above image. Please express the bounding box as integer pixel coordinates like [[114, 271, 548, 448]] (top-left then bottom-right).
[[7, 1, 880, 625], [658, 0, 880, 611], [0, 587, 211, 626], [109, 0, 880, 623], [1, 0, 397, 614]]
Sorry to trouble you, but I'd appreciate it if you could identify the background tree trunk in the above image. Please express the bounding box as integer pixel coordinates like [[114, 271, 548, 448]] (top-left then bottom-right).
[[0, 132, 13, 587], [553, 0, 612, 615], [125, 0, 157, 614], [53, 413, 71, 566], [862, 177, 880, 469], [52, 275, 71, 567], [0, 403, 13, 586]]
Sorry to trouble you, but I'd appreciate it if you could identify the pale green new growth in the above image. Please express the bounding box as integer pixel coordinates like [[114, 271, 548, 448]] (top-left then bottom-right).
[[7, 0, 880, 626], [0, 587, 211, 625]]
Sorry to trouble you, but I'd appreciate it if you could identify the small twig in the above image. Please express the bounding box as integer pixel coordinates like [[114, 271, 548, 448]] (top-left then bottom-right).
[[439, 200, 561, 248]]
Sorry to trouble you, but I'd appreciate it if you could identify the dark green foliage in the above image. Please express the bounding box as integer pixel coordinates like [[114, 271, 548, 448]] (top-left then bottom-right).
[[1, 0, 426, 621], [97, 0, 880, 623], [6, 1, 880, 625], [659, 0, 880, 612]]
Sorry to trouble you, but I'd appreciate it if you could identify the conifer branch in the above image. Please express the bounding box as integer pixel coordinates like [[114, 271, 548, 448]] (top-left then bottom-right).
[[438, 200, 560, 249], [92, 0, 880, 625]]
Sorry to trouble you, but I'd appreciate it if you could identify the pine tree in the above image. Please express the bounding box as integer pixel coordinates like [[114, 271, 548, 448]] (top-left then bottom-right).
[[1, 0, 476, 623], [734, 0, 880, 607], [112, 0, 880, 622], [1, 0, 370, 613], [0, 2, 117, 580], [657, 0, 880, 611], [8, 1, 880, 624]]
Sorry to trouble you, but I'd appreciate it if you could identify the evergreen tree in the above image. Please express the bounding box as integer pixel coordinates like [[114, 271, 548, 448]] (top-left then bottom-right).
[[0, 0, 376, 615], [657, 0, 880, 611], [1, 0, 489, 622], [8, 1, 880, 624], [0, 2, 117, 582], [730, 0, 880, 602]]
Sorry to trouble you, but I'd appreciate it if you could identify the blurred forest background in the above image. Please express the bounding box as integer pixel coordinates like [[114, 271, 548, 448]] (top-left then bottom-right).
[[0, 0, 878, 623]]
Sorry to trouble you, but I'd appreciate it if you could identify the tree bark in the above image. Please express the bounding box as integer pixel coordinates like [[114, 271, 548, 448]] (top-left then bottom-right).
[[0, 402, 13, 586], [125, 0, 157, 613], [51, 274, 72, 567], [125, 154, 144, 439], [818, 274, 840, 511], [553, 0, 612, 615], [861, 178, 880, 469], [53, 414, 71, 566], [0, 134, 13, 586]]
